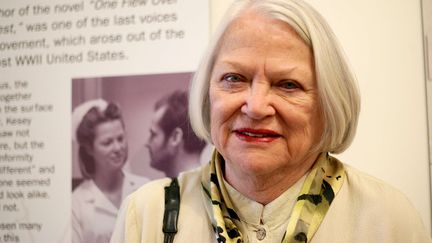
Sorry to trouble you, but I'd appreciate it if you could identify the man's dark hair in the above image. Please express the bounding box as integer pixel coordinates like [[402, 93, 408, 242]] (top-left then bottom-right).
[[155, 90, 206, 153]]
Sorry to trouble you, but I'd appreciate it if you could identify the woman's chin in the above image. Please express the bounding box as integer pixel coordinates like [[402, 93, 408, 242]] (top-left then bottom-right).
[[109, 159, 126, 170], [225, 152, 287, 177]]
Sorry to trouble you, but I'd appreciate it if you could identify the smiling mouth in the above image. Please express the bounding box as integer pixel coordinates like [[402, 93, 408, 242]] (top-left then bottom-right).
[[234, 128, 281, 141], [111, 154, 126, 163], [238, 131, 279, 137]]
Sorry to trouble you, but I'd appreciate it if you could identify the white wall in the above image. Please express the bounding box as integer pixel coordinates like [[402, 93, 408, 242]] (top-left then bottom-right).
[[210, 0, 432, 233]]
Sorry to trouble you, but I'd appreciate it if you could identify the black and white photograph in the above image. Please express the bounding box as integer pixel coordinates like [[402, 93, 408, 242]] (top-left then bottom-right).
[[71, 73, 207, 243]]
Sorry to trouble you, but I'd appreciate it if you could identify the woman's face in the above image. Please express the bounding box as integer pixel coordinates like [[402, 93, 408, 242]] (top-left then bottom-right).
[[91, 119, 127, 173], [209, 11, 324, 180]]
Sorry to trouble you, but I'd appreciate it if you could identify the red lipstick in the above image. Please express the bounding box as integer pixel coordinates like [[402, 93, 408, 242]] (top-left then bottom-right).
[[234, 128, 280, 143]]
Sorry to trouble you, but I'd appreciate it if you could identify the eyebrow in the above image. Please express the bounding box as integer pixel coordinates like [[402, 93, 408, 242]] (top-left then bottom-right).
[[215, 58, 299, 76]]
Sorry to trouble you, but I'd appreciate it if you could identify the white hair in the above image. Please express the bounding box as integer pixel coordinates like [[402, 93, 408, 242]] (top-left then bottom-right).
[[189, 0, 360, 154]]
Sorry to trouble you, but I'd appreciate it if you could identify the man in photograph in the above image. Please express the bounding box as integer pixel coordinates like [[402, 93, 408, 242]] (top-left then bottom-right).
[[146, 90, 207, 178]]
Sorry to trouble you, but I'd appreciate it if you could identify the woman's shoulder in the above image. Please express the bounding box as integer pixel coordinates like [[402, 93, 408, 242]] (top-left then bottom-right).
[[316, 162, 431, 242], [343, 164, 409, 200], [126, 177, 171, 207], [110, 166, 211, 243], [71, 179, 102, 215], [122, 171, 151, 195], [116, 167, 204, 225], [72, 179, 96, 200], [341, 164, 428, 233], [126, 166, 204, 208]]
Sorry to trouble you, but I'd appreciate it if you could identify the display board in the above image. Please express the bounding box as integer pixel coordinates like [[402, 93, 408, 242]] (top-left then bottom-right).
[[0, 0, 209, 242]]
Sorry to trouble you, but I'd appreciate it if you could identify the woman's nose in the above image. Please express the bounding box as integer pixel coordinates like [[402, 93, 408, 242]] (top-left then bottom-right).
[[241, 82, 275, 119], [113, 140, 125, 151]]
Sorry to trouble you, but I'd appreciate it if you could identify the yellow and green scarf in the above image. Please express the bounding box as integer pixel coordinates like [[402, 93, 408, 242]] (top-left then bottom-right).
[[201, 150, 345, 243]]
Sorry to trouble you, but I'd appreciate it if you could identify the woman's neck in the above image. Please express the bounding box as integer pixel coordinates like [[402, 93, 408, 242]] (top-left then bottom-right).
[[93, 169, 124, 193], [224, 154, 318, 205]]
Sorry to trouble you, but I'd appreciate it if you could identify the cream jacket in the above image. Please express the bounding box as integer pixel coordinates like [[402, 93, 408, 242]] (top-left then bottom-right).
[[110, 164, 431, 243]]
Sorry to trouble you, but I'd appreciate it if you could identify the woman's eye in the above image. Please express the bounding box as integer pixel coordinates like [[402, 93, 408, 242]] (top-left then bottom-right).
[[279, 80, 300, 90], [222, 73, 244, 83], [101, 140, 112, 146]]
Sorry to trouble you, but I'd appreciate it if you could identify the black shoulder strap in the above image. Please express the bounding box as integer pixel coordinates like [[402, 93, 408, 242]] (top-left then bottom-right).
[[163, 177, 180, 243]]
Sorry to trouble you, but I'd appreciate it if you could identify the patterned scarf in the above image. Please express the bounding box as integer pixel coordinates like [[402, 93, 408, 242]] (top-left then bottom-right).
[[201, 150, 345, 243]]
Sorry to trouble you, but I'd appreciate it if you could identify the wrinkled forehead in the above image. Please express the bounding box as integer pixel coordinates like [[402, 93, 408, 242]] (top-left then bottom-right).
[[216, 8, 309, 60], [225, 3, 311, 45]]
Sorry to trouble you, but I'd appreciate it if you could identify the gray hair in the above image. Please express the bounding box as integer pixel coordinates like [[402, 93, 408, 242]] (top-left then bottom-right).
[[189, 0, 360, 154]]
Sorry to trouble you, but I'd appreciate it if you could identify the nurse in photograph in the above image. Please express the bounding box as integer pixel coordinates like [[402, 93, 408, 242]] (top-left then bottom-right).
[[72, 99, 149, 243]]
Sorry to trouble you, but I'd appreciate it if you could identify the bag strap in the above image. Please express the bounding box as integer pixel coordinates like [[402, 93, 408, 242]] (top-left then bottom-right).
[[163, 177, 180, 243]]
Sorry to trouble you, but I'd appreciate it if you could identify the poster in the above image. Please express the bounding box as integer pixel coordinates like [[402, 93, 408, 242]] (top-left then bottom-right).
[[0, 0, 209, 242]]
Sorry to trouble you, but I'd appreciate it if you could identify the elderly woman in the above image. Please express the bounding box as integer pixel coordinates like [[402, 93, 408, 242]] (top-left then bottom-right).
[[72, 99, 149, 243], [110, 0, 431, 242]]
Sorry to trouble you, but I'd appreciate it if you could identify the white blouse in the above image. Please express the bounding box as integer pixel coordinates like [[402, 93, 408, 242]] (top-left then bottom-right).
[[73, 172, 149, 243]]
